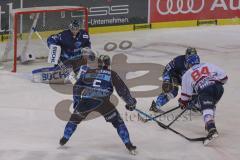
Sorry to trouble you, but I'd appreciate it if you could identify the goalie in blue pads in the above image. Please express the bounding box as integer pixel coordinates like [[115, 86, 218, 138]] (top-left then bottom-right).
[[32, 20, 91, 83]]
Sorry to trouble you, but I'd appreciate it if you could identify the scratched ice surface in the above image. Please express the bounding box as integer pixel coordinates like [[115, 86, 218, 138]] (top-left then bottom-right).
[[0, 25, 240, 160]]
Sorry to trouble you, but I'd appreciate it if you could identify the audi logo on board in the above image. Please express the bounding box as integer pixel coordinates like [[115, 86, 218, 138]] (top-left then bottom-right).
[[157, 0, 205, 15], [156, 0, 240, 16]]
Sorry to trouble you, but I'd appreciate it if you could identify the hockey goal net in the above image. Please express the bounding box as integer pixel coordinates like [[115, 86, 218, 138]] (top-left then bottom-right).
[[1, 6, 88, 72]]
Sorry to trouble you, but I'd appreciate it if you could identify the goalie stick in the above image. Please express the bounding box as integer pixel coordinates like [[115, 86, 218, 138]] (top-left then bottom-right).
[[135, 108, 206, 142]]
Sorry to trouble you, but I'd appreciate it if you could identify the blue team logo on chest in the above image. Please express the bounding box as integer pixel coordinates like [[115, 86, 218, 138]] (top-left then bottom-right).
[[75, 41, 82, 48]]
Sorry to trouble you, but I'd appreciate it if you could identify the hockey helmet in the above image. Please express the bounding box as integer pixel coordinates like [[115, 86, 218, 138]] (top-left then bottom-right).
[[185, 47, 197, 56], [98, 55, 111, 69], [69, 20, 81, 32], [185, 54, 200, 68]]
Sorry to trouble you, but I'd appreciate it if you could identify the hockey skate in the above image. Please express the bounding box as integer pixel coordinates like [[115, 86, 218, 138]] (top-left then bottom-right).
[[59, 137, 69, 146], [125, 142, 137, 155], [149, 101, 164, 113], [203, 126, 219, 146]]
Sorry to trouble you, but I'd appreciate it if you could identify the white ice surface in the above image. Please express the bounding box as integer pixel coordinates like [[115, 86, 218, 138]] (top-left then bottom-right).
[[0, 25, 240, 160]]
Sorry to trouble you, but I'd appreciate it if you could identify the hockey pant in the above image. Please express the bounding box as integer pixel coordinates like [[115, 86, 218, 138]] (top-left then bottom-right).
[[196, 83, 224, 127]]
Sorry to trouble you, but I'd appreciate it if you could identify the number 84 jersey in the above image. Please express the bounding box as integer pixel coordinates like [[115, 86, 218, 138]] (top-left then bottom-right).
[[180, 63, 228, 101]]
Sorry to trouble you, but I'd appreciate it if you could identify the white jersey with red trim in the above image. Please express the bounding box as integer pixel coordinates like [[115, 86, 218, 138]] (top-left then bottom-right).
[[180, 63, 228, 101]]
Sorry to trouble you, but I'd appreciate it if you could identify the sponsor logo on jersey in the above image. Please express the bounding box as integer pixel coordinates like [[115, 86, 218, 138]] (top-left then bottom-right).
[[75, 41, 82, 48]]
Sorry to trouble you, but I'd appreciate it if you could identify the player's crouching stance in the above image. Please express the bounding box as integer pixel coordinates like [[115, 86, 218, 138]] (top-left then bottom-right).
[[150, 47, 198, 112], [59, 52, 137, 155], [178, 54, 228, 145], [32, 20, 91, 83]]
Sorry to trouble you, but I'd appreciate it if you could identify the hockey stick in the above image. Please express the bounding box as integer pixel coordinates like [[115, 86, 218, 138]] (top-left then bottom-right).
[[141, 106, 181, 123], [135, 108, 206, 142], [137, 107, 188, 128], [166, 107, 188, 128]]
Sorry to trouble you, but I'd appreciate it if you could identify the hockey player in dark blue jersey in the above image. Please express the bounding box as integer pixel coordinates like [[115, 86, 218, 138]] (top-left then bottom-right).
[[32, 20, 91, 83], [150, 47, 198, 112], [47, 19, 91, 69], [59, 52, 137, 155]]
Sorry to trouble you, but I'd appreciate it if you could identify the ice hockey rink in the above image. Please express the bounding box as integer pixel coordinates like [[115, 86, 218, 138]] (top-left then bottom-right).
[[0, 25, 240, 160]]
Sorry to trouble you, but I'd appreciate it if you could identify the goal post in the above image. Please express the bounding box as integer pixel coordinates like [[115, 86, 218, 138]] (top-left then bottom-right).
[[2, 6, 88, 72]]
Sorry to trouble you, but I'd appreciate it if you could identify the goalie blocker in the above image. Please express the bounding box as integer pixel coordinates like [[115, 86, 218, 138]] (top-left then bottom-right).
[[48, 45, 61, 64]]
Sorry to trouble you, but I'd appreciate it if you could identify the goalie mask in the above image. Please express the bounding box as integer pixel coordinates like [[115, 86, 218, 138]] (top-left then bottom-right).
[[98, 55, 111, 69], [69, 20, 81, 35]]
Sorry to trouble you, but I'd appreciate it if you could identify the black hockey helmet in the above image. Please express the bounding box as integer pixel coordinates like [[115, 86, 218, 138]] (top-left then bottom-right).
[[185, 47, 197, 56], [98, 55, 111, 69]]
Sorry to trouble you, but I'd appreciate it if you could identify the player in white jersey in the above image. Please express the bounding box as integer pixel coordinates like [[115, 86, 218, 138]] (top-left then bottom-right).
[[178, 54, 228, 145]]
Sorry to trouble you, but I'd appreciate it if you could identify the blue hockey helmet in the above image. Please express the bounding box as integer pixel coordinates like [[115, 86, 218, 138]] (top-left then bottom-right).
[[186, 54, 200, 68], [69, 20, 81, 32]]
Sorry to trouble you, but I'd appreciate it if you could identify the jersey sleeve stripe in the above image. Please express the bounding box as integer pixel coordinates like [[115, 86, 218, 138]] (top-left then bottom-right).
[[181, 93, 191, 98]]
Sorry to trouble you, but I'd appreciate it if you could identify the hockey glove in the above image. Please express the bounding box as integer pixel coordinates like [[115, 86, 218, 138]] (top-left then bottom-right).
[[178, 98, 189, 110], [125, 98, 137, 111]]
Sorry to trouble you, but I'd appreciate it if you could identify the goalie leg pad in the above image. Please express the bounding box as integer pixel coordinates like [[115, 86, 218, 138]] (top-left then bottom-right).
[[32, 66, 70, 84]]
